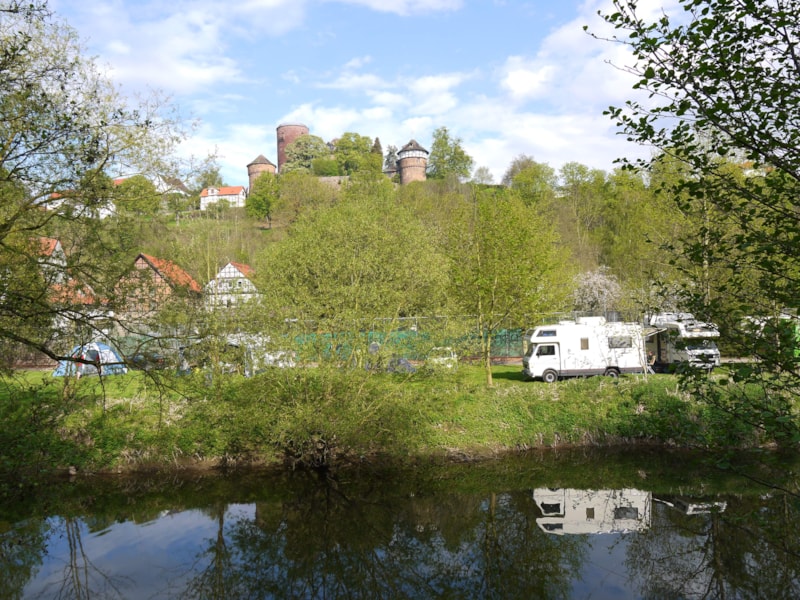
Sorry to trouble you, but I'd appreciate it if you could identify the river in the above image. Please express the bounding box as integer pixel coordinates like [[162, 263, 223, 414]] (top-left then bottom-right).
[[2, 447, 798, 599]]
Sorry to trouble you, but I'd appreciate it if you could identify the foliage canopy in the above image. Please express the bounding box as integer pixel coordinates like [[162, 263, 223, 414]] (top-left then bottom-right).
[[596, 0, 800, 445]]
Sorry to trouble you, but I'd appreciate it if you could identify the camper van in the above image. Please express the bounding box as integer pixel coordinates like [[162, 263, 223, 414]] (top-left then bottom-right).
[[533, 488, 652, 535], [522, 316, 646, 382], [646, 312, 721, 372]]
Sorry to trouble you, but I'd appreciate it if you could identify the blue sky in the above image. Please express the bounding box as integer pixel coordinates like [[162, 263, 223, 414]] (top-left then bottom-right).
[[49, 0, 670, 186]]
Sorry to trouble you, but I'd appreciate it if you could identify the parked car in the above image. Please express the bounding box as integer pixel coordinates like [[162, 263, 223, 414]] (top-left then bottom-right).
[[426, 347, 458, 370]]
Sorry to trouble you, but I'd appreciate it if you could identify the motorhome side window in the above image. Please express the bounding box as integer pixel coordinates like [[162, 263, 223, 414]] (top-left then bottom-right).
[[536, 345, 556, 356], [581, 338, 589, 350], [608, 336, 633, 349], [537, 330, 556, 337]]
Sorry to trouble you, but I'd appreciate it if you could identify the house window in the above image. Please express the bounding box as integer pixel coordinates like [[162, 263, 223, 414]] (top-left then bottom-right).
[[581, 338, 589, 350]]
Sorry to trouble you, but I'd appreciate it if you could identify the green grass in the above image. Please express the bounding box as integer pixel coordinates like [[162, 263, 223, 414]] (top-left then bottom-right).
[[0, 364, 792, 479]]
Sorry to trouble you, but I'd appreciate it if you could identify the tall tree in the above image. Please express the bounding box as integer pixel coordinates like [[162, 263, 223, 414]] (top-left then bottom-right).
[[557, 162, 606, 270], [245, 172, 278, 225], [192, 162, 225, 194], [595, 0, 800, 446], [0, 2, 184, 363], [115, 175, 161, 217], [502, 154, 539, 186], [384, 145, 399, 174], [471, 166, 495, 185], [446, 186, 568, 386], [333, 132, 379, 175], [255, 193, 449, 363], [508, 160, 557, 207], [427, 126, 474, 181]]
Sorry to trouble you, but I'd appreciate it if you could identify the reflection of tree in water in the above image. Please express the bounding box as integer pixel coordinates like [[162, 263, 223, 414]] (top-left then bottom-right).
[[40, 516, 133, 599], [178, 470, 585, 599], [178, 503, 236, 600], [627, 494, 800, 599], [0, 516, 49, 599]]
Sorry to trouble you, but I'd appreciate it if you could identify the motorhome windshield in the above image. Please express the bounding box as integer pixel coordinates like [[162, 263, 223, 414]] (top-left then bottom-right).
[[686, 340, 718, 351]]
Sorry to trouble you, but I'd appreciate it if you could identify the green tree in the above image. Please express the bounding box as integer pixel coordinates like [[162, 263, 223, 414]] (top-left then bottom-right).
[[0, 1, 184, 364], [596, 0, 800, 445], [245, 172, 278, 225], [311, 157, 339, 176], [557, 162, 607, 270], [509, 161, 557, 207], [255, 194, 449, 346], [116, 174, 161, 217], [333, 132, 380, 175], [471, 166, 494, 185], [502, 154, 538, 186], [446, 186, 568, 386], [427, 126, 474, 180], [273, 171, 340, 222], [282, 134, 329, 173], [384, 145, 399, 173], [192, 163, 225, 193]]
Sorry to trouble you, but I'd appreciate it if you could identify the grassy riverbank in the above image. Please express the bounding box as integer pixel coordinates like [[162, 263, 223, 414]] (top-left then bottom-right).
[[0, 364, 781, 479]]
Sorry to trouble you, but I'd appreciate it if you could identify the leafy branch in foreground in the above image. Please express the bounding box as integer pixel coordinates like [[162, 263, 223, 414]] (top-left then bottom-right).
[[592, 0, 800, 446]]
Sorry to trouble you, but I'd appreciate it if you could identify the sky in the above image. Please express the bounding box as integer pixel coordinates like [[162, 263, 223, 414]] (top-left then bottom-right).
[[48, 0, 670, 187]]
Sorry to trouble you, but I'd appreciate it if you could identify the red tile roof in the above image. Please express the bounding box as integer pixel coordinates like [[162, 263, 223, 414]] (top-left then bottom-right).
[[229, 261, 254, 278], [200, 186, 245, 197], [137, 253, 202, 293], [50, 279, 96, 305], [38, 237, 61, 257]]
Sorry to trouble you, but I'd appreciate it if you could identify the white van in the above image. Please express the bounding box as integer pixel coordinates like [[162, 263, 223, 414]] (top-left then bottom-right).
[[522, 316, 646, 382], [646, 313, 721, 372]]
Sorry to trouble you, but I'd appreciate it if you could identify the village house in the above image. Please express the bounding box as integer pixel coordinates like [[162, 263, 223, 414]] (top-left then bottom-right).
[[37, 237, 68, 284], [205, 261, 258, 309], [116, 253, 202, 322], [199, 186, 247, 211]]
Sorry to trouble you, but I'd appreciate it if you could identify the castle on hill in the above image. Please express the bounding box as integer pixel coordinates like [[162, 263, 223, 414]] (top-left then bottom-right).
[[244, 123, 429, 191]]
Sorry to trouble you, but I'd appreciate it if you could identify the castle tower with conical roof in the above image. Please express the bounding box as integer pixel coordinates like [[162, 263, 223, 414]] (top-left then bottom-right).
[[247, 155, 276, 191], [397, 139, 429, 184]]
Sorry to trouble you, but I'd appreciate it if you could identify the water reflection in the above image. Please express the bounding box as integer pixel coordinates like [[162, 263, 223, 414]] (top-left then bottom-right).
[[533, 488, 652, 534], [1, 450, 799, 599]]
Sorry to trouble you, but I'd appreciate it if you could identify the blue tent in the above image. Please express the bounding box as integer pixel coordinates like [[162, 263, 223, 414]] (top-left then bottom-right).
[[52, 342, 128, 377]]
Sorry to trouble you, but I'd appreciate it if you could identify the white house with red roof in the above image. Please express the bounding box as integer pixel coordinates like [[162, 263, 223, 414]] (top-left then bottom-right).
[[199, 186, 247, 211], [205, 261, 258, 309]]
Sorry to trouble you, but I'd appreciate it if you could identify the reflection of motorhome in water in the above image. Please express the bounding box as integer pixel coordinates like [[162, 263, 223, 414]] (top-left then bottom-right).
[[646, 313, 721, 372], [533, 488, 652, 535], [522, 316, 646, 382]]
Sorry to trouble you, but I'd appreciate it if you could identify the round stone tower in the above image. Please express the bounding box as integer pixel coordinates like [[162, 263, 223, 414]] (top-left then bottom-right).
[[276, 123, 309, 172], [247, 154, 276, 190], [397, 139, 429, 184]]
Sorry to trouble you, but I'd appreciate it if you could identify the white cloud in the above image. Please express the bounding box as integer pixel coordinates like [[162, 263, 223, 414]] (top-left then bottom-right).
[[329, 0, 463, 16], [319, 72, 389, 90], [500, 56, 555, 102], [55, 0, 664, 189], [344, 56, 373, 69]]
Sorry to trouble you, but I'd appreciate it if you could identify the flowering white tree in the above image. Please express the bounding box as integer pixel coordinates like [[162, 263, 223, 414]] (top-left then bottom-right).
[[572, 268, 621, 315]]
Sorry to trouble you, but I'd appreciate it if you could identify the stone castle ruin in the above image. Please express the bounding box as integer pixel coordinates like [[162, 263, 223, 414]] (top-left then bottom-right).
[[245, 124, 427, 191]]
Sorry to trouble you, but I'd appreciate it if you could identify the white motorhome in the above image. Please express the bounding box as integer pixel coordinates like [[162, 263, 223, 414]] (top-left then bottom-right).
[[522, 316, 646, 382], [646, 312, 721, 372], [533, 488, 652, 535]]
